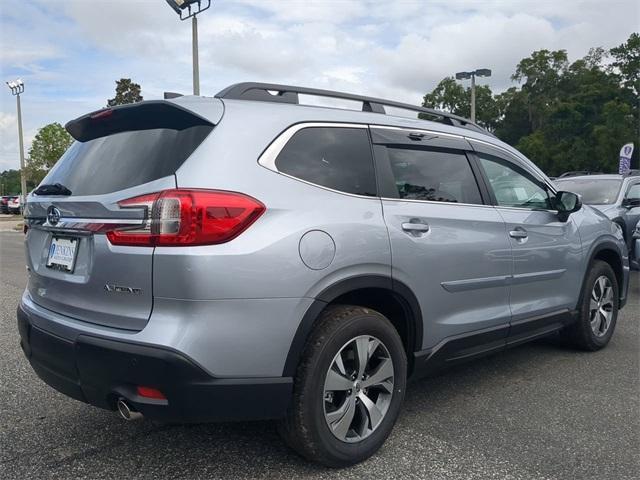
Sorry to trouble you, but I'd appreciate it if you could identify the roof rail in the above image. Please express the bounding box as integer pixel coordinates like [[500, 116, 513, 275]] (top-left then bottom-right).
[[215, 82, 489, 135]]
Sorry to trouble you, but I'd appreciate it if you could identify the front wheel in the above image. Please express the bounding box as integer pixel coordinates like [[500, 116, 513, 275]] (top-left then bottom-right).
[[279, 305, 407, 467], [563, 260, 619, 351]]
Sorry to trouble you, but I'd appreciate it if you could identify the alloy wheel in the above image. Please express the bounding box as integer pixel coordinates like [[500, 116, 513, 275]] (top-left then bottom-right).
[[323, 335, 394, 443], [589, 275, 614, 337]]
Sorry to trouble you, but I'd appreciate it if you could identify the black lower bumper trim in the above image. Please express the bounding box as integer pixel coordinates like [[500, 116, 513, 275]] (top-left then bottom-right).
[[17, 305, 292, 422]]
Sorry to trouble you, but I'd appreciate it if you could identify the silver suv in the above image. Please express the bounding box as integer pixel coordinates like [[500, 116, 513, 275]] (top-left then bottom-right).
[[18, 83, 630, 467], [554, 173, 640, 269]]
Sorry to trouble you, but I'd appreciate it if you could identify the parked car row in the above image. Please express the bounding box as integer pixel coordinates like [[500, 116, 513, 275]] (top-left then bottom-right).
[[0, 195, 22, 214]]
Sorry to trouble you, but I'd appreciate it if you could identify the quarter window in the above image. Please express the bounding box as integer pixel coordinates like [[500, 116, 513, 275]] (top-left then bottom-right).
[[386, 148, 483, 204], [478, 154, 552, 209], [274, 127, 377, 196]]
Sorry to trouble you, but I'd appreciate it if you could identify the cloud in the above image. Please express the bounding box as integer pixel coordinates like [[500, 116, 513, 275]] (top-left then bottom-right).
[[371, 13, 558, 98], [0, 0, 638, 172]]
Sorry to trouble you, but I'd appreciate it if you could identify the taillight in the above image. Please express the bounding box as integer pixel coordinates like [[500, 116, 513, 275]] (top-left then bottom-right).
[[106, 189, 265, 247]]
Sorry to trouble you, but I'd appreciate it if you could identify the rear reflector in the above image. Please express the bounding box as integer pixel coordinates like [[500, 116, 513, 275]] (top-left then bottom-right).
[[106, 189, 265, 247], [136, 386, 167, 400]]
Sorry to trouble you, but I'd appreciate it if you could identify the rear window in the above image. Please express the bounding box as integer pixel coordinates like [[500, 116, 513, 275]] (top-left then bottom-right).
[[40, 125, 212, 196], [274, 127, 377, 196]]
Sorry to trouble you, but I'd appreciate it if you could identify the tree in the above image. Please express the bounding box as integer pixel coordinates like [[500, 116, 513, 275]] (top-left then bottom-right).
[[610, 33, 640, 169], [494, 87, 530, 145], [422, 77, 467, 115], [610, 32, 640, 96], [25, 123, 73, 184], [421, 77, 499, 129], [107, 78, 143, 107], [512, 49, 569, 131], [0, 169, 23, 195], [420, 34, 639, 175]]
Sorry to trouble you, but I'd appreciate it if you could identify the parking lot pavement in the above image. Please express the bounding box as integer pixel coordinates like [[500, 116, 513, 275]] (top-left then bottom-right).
[[1, 230, 638, 480], [0, 215, 22, 233]]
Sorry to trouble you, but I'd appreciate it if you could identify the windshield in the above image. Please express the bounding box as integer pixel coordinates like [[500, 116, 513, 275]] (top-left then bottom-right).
[[554, 178, 622, 205]]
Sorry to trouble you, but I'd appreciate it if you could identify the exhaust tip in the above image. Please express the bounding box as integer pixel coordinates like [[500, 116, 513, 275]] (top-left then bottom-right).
[[117, 398, 143, 421]]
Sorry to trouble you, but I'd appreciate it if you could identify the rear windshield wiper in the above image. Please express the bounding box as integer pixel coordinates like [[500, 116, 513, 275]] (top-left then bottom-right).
[[33, 183, 72, 196]]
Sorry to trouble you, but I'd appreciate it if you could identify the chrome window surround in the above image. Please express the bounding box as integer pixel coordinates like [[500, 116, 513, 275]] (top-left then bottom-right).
[[257, 122, 558, 209], [257, 123, 376, 200], [258, 122, 368, 172]]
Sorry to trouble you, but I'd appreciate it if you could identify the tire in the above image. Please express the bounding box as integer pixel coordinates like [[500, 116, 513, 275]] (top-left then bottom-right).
[[279, 305, 407, 467], [563, 260, 619, 351]]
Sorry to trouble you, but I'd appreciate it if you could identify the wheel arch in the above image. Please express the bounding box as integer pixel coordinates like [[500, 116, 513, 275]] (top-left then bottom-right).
[[610, 217, 628, 243], [282, 275, 423, 377], [579, 240, 625, 309]]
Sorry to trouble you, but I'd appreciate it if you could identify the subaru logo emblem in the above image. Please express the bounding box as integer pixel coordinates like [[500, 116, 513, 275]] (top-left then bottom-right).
[[47, 206, 61, 226]]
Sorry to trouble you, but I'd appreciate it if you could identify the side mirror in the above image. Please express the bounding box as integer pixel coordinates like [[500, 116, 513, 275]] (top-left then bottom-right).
[[622, 198, 640, 209], [555, 191, 582, 222]]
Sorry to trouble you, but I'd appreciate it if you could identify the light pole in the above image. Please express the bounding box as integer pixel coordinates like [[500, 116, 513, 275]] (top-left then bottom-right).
[[6, 79, 27, 210], [455, 69, 491, 123], [165, 0, 212, 96]]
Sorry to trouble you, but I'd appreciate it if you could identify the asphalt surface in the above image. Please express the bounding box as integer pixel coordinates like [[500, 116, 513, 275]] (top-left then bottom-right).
[[1, 230, 638, 479]]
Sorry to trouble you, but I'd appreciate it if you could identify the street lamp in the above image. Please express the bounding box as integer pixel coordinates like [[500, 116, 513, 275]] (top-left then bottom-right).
[[165, 0, 212, 96], [455, 68, 492, 123], [6, 79, 27, 212]]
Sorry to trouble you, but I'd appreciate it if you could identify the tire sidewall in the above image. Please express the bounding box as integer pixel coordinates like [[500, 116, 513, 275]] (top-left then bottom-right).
[[303, 310, 407, 465], [580, 261, 619, 348]]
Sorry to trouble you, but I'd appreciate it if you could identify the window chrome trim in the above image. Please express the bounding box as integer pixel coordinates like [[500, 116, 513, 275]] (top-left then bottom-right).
[[268, 170, 381, 200], [492, 205, 559, 214], [380, 197, 494, 209], [258, 122, 368, 172], [370, 124, 465, 140], [256, 122, 379, 200], [256, 121, 557, 206]]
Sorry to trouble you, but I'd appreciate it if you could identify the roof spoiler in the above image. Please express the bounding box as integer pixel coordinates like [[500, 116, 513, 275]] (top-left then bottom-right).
[[65, 101, 213, 142]]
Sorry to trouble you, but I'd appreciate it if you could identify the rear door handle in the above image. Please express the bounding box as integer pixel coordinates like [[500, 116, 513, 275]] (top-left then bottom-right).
[[509, 228, 528, 239], [402, 222, 430, 233]]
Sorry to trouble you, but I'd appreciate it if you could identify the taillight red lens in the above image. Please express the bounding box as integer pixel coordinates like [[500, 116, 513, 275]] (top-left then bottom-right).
[[106, 189, 265, 247]]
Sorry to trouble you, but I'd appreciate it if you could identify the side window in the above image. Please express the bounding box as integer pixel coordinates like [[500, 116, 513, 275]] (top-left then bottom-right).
[[626, 183, 640, 200], [386, 147, 483, 204], [478, 154, 552, 210], [274, 127, 377, 196]]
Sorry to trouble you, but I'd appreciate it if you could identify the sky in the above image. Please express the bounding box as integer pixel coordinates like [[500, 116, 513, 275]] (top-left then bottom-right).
[[0, 0, 638, 172]]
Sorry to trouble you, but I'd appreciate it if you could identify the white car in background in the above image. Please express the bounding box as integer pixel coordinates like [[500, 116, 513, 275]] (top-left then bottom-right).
[[8, 195, 22, 214]]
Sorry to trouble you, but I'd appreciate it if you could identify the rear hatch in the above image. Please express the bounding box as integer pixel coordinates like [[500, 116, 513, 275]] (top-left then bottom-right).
[[24, 100, 218, 331]]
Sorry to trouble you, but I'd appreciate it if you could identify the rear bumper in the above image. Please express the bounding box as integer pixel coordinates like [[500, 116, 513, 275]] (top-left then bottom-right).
[[17, 304, 292, 422]]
